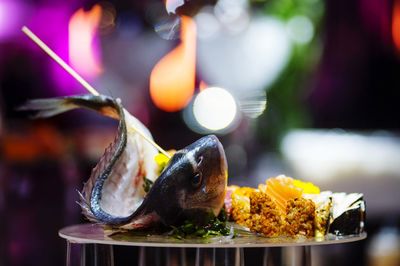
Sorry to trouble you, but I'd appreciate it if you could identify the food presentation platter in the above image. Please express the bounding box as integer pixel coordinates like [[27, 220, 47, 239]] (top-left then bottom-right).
[[59, 223, 366, 248]]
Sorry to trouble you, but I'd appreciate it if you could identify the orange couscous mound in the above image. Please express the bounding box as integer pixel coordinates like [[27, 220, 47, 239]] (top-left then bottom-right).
[[229, 178, 318, 237], [247, 191, 284, 237], [284, 197, 315, 237]]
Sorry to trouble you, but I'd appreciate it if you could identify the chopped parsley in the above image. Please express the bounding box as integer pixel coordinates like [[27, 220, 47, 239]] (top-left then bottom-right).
[[169, 216, 232, 239], [142, 177, 154, 193]]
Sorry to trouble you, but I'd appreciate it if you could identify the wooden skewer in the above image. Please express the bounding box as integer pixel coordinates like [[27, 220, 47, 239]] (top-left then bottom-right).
[[21, 26, 171, 158], [22, 26, 100, 96]]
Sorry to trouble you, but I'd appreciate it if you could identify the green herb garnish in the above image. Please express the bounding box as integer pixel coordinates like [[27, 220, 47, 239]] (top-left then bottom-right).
[[143, 177, 153, 193], [169, 217, 232, 239], [218, 207, 228, 222]]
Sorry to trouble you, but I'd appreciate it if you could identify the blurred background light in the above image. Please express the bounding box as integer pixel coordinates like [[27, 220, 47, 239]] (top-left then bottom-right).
[[27, 5, 81, 95], [150, 16, 196, 112], [286, 15, 314, 44], [238, 90, 267, 118], [392, 0, 400, 52], [68, 4, 103, 79], [214, 0, 249, 33], [166, 0, 185, 14], [148, 0, 184, 40], [98, 1, 116, 35], [153, 15, 181, 40], [198, 16, 290, 119], [214, 0, 247, 24], [0, 1, 26, 41], [193, 86, 238, 131], [198, 16, 291, 92], [281, 130, 400, 182], [195, 8, 220, 39]]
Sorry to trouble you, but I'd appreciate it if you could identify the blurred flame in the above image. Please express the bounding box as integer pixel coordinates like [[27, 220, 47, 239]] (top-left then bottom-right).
[[393, 0, 400, 52], [150, 16, 197, 112], [69, 5, 103, 78], [2, 125, 65, 162]]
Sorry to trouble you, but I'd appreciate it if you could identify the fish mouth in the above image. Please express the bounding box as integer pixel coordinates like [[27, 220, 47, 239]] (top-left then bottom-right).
[[214, 135, 228, 177], [200, 135, 227, 168], [206, 135, 228, 182]]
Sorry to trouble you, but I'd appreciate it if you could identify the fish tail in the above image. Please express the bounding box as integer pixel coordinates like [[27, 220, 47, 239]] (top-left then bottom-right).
[[17, 98, 77, 119], [18, 94, 121, 119]]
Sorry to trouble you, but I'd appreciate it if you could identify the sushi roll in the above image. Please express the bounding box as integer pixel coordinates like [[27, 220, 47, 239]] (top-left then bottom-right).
[[329, 193, 366, 236]]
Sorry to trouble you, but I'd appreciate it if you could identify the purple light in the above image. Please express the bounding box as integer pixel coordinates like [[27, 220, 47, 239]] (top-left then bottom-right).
[[27, 5, 82, 95], [0, 1, 26, 41], [2, 1, 101, 95]]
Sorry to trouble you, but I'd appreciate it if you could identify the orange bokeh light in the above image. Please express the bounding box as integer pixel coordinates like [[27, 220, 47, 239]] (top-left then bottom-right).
[[69, 5, 103, 78], [150, 16, 197, 112], [393, 0, 400, 52]]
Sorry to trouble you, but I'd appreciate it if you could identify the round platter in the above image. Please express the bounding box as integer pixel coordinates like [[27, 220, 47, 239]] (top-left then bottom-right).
[[59, 224, 367, 248]]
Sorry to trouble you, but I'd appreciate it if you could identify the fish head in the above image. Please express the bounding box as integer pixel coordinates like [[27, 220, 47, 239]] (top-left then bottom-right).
[[150, 135, 228, 225], [180, 134, 228, 217]]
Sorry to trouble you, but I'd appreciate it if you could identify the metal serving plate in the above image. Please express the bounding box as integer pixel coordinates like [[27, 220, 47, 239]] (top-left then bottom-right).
[[59, 224, 366, 248]]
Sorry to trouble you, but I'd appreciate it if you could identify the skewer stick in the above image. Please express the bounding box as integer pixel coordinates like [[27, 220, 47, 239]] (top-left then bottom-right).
[[22, 26, 100, 96], [21, 26, 171, 158]]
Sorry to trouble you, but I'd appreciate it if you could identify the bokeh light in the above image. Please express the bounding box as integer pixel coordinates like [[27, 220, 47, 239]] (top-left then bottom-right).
[[165, 0, 185, 14], [214, 0, 249, 33], [195, 8, 220, 39], [68, 4, 103, 79], [150, 16, 196, 112], [392, 0, 400, 52], [238, 90, 267, 118], [193, 87, 237, 131], [197, 16, 289, 119], [0, 1, 26, 41], [98, 1, 116, 34], [286, 15, 314, 44]]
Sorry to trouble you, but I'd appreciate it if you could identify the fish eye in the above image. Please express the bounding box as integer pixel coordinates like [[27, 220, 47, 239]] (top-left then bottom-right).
[[197, 156, 203, 166], [192, 172, 202, 187]]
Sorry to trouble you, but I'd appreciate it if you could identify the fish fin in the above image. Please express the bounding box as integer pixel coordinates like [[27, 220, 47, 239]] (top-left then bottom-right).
[[119, 212, 160, 230], [17, 98, 77, 118], [76, 190, 98, 222]]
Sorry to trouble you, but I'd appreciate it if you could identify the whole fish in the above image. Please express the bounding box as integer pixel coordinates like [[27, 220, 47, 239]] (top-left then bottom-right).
[[20, 94, 228, 229]]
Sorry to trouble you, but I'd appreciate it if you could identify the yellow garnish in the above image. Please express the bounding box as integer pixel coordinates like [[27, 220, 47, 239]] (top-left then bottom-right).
[[232, 187, 255, 197], [292, 179, 320, 194], [231, 187, 254, 226], [155, 153, 170, 166], [154, 150, 175, 174]]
